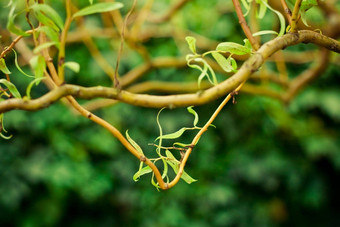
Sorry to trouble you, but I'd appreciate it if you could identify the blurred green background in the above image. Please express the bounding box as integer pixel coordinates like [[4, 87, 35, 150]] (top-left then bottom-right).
[[1, 0, 340, 226]]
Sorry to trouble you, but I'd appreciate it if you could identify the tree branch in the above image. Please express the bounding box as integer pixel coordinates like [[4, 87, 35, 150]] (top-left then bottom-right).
[[1, 30, 339, 114]]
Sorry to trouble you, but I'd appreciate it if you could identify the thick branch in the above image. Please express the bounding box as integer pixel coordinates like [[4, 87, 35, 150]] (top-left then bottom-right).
[[1, 30, 340, 113]]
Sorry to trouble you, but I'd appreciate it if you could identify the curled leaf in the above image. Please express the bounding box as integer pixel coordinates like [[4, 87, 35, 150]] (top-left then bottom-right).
[[0, 58, 11, 74], [187, 106, 199, 127], [133, 165, 152, 182], [126, 130, 144, 155], [185, 36, 197, 54]]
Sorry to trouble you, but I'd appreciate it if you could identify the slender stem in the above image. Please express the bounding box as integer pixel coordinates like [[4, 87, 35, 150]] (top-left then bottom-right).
[[167, 82, 245, 189], [232, 0, 260, 50], [57, 0, 72, 84], [290, 0, 303, 32], [280, 0, 292, 24], [114, 0, 138, 88]]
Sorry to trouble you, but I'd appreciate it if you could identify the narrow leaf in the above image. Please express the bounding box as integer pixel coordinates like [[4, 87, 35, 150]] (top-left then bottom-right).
[[156, 127, 187, 141], [64, 61, 80, 73], [29, 55, 46, 79], [73, 2, 124, 18], [260, 0, 286, 36], [37, 26, 60, 44], [0, 58, 11, 74], [34, 11, 60, 32], [7, 6, 30, 36], [26, 78, 45, 99], [126, 130, 144, 155], [253, 30, 278, 37], [12, 49, 34, 78], [216, 42, 251, 55], [165, 150, 197, 184], [33, 42, 57, 54], [133, 165, 152, 182], [31, 3, 64, 29], [185, 36, 197, 54], [0, 79, 21, 98], [187, 106, 199, 127], [211, 52, 236, 73]]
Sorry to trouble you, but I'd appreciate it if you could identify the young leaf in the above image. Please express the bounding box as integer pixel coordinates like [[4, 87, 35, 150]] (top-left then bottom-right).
[[216, 42, 251, 55], [256, 0, 268, 19], [12, 49, 34, 78], [73, 2, 124, 18], [133, 165, 152, 182], [89, 0, 94, 4], [0, 58, 11, 74], [29, 55, 46, 80], [211, 52, 237, 73], [7, 6, 30, 36], [31, 3, 64, 30], [26, 78, 45, 99], [156, 127, 187, 141], [253, 30, 279, 37], [37, 26, 60, 44], [259, 0, 286, 36], [64, 61, 80, 73], [0, 79, 21, 98], [156, 107, 166, 156], [33, 42, 57, 54], [126, 130, 144, 155], [0, 111, 11, 140], [187, 106, 199, 127], [165, 150, 197, 184], [185, 36, 197, 54], [34, 11, 60, 32]]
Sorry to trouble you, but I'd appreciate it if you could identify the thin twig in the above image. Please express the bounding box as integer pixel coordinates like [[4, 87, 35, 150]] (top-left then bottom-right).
[[232, 0, 260, 50], [280, 0, 292, 24], [290, 0, 303, 32], [114, 0, 138, 88]]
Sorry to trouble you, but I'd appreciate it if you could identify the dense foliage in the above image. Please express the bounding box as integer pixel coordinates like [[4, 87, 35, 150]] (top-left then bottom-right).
[[1, 0, 340, 226]]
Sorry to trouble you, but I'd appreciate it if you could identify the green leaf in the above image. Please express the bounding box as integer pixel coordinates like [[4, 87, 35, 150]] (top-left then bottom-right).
[[165, 150, 197, 184], [256, 0, 268, 19], [156, 127, 187, 141], [29, 55, 46, 79], [187, 106, 199, 127], [7, 5, 30, 36], [185, 36, 197, 54], [0, 79, 21, 98], [0, 58, 11, 74], [156, 107, 165, 155], [37, 26, 60, 44], [34, 11, 60, 32], [64, 61, 80, 73], [253, 30, 279, 37], [133, 165, 152, 182], [216, 42, 251, 55], [12, 49, 34, 78], [33, 42, 57, 54], [126, 130, 144, 155], [89, 0, 94, 4], [73, 2, 124, 18], [31, 3, 64, 30], [211, 52, 237, 73], [26, 77, 45, 99], [259, 0, 286, 36]]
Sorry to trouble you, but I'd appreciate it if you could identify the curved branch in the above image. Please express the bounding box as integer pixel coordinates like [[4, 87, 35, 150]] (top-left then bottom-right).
[[1, 30, 340, 114]]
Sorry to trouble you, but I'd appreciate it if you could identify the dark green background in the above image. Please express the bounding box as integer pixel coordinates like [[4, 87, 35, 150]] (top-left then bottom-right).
[[1, 0, 340, 226]]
